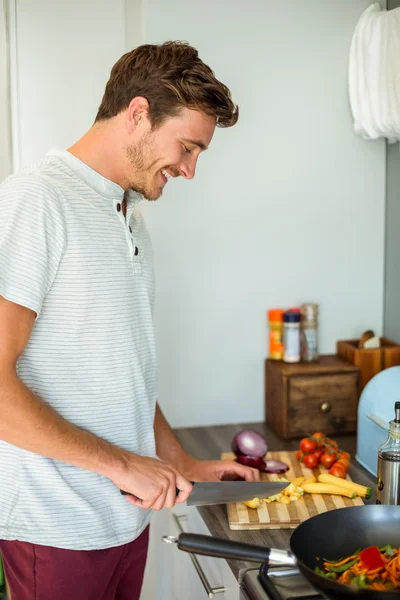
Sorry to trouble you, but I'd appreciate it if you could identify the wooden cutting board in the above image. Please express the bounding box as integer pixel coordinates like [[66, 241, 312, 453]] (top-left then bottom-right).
[[221, 450, 364, 530]]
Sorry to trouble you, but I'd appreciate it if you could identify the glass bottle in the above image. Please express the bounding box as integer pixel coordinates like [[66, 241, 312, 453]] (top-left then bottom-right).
[[283, 311, 301, 363], [377, 402, 400, 505], [268, 309, 284, 360]]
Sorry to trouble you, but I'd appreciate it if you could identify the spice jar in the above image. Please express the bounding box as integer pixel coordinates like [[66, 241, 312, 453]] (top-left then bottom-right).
[[283, 310, 301, 363], [300, 303, 319, 362], [267, 309, 284, 360]]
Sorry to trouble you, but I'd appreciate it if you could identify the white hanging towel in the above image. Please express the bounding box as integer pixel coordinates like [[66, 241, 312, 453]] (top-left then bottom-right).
[[348, 2, 400, 143]]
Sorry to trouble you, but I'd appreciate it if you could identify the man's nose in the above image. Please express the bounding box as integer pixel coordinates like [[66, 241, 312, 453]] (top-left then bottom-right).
[[179, 157, 197, 180]]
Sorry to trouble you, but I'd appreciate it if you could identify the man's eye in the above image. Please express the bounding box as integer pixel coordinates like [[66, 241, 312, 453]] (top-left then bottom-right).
[[182, 145, 192, 153]]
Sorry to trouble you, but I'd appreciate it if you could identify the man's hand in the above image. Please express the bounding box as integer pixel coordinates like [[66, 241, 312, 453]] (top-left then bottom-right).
[[179, 457, 261, 483], [111, 454, 193, 510]]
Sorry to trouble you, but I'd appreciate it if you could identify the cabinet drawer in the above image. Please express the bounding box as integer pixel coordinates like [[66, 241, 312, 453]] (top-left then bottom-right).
[[287, 373, 358, 437]]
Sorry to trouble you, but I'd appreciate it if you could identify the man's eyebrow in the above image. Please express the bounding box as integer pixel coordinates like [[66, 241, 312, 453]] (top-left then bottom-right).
[[181, 137, 208, 151]]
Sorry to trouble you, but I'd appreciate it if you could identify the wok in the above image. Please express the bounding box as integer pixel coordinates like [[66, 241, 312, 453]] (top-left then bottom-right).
[[167, 505, 400, 599]]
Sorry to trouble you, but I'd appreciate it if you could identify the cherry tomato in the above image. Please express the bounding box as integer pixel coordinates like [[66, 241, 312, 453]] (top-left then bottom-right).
[[311, 432, 326, 448], [336, 458, 350, 474], [338, 451, 351, 462], [329, 462, 346, 478], [299, 437, 317, 454], [325, 437, 339, 449], [303, 453, 319, 469], [313, 449, 324, 462], [320, 452, 337, 469], [295, 450, 304, 462]]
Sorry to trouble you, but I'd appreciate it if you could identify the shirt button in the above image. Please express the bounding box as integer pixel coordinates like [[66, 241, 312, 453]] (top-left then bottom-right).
[[116, 203, 121, 212], [135, 247, 139, 256]]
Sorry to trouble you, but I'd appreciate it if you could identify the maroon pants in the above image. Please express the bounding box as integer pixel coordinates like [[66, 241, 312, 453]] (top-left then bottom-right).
[[0, 526, 149, 600]]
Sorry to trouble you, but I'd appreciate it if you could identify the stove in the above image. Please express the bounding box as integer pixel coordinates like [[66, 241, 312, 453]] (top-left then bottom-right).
[[241, 566, 323, 600]]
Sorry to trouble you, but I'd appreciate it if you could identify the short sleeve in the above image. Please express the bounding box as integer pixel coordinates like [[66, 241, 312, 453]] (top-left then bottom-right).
[[0, 174, 67, 318]]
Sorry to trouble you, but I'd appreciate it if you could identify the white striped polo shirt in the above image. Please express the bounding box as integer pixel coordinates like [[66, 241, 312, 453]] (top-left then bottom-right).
[[0, 148, 157, 550]]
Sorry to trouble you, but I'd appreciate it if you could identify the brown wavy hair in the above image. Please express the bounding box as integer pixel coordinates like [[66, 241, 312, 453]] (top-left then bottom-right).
[[95, 41, 238, 129]]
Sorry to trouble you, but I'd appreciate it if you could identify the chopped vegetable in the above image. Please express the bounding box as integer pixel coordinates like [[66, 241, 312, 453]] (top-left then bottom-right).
[[263, 459, 289, 474], [235, 455, 266, 470], [231, 430, 268, 458], [379, 544, 394, 557], [316, 545, 399, 591], [352, 573, 368, 588], [244, 497, 262, 509], [315, 566, 338, 580], [359, 546, 385, 570], [263, 477, 303, 504], [324, 557, 359, 573], [292, 476, 305, 487]]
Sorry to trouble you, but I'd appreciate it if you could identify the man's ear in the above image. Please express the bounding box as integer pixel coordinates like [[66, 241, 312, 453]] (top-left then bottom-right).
[[126, 97, 150, 132]]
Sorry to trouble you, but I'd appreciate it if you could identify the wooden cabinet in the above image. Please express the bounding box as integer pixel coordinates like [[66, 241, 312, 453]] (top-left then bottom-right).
[[265, 355, 359, 439], [140, 504, 240, 600]]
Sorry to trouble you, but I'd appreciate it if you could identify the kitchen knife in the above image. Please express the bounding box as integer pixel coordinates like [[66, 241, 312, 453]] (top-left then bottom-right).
[[120, 480, 288, 506]]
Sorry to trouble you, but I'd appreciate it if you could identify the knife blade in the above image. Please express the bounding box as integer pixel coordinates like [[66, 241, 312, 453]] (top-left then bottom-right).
[[185, 481, 289, 506], [120, 480, 288, 506]]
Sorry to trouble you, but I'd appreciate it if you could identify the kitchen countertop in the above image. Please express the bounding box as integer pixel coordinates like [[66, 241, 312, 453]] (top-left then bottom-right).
[[173, 422, 376, 581]]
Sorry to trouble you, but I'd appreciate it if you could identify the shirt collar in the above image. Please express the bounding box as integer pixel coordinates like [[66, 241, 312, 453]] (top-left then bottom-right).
[[47, 147, 143, 208]]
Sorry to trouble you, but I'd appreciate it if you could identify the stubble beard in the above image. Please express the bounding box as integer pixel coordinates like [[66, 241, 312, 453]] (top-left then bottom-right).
[[126, 134, 163, 201]]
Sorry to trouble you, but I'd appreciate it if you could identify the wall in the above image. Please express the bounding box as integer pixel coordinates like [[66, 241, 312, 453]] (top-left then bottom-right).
[[141, 0, 386, 427], [383, 0, 400, 342], [10, 0, 386, 427], [0, 0, 11, 180], [10, 0, 128, 169]]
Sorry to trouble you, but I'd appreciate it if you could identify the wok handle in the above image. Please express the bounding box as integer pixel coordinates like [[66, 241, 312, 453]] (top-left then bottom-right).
[[177, 533, 296, 566]]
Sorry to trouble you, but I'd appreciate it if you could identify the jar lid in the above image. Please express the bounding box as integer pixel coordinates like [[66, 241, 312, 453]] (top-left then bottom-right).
[[268, 309, 284, 321], [284, 311, 300, 323], [301, 303, 319, 317]]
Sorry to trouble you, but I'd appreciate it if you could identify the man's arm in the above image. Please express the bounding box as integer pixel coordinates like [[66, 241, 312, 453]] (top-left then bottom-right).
[[154, 403, 195, 473], [154, 404, 260, 482], [0, 297, 192, 509]]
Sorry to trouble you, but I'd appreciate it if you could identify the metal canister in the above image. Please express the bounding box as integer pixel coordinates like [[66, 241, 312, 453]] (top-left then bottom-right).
[[377, 402, 400, 505], [300, 303, 319, 362]]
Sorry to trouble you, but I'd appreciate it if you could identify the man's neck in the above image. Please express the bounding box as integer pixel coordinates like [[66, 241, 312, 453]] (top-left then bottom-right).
[[68, 123, 128, 190]]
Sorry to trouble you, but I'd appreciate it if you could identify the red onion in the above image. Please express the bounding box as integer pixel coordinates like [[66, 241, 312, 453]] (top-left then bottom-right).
[[231, 430, 268, 458], [263, 460, 289, 474], [235, 455, 266, 470]]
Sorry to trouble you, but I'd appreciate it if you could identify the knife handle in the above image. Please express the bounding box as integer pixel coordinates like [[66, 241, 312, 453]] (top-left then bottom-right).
[[120, 482, 195, 498], [120, 488, 179, 497]]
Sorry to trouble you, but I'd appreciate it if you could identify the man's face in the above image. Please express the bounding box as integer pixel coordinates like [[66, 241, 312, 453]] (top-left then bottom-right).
[[126, 108, 216, 200]]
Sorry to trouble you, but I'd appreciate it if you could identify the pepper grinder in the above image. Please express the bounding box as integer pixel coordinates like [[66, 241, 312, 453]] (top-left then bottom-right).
[[376, 401, 400, 505]]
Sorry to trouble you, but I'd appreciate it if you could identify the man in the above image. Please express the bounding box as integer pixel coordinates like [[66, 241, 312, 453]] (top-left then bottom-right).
[[0, 41, 258, 600]]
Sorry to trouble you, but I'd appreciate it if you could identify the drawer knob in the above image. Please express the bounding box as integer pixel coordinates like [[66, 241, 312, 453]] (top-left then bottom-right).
[[320, 401, 331, 414]]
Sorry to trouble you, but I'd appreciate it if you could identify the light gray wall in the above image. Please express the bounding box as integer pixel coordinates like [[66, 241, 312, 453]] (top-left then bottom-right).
[[11, 0, 128, 170], [0, 0, 11, 180], [384, 0, 400, 342], [142, 0, 386, 427]]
